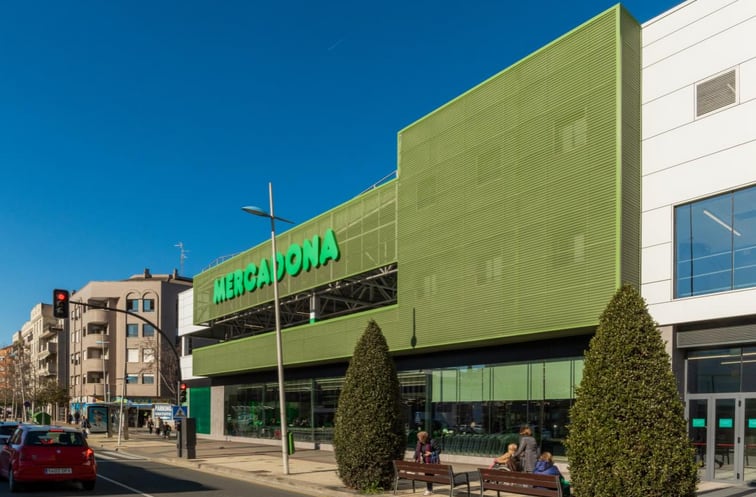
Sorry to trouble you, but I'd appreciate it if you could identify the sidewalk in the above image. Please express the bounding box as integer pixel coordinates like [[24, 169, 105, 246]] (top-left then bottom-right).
[[88, 429, 738, 496]]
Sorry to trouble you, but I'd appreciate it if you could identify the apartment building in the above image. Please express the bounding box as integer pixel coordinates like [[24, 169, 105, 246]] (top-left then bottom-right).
[[10, 304, 63, 420], [68, 269, 192, 426], [0, 345, 17, 419]]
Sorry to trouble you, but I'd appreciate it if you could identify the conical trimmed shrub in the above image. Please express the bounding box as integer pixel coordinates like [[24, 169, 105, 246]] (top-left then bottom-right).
[[565, 284, 698, 497], [333, 319, 405, 491]]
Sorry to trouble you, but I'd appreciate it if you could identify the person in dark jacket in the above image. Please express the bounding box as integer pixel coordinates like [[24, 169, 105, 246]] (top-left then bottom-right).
[[513, 425, 538, 472], [413, 431, 440, 495]]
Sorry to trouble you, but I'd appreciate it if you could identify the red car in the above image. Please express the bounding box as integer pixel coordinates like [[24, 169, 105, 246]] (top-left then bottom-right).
[[0, 424, 96, 492]]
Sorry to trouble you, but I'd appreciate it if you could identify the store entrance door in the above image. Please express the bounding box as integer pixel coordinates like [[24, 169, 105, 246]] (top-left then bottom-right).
[[688, 396, 756, 483]]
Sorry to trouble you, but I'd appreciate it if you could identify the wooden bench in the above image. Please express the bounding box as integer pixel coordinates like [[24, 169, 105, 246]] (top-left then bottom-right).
[[478, 468, 562, 497], [393, 460, 472, 496]]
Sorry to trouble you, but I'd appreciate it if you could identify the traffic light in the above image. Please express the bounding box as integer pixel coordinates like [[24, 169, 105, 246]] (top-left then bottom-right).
[[179, 383, 188, 403], [53, 289, 70, 319]]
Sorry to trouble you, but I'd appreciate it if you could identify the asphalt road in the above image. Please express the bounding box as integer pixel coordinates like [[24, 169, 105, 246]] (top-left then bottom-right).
[[0, 449, 320, 497]]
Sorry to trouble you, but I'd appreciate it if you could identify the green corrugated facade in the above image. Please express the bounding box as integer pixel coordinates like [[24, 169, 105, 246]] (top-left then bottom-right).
[[194, 5, 640, 377]]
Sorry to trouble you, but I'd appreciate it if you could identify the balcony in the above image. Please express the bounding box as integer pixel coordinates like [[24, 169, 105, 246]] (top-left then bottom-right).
[[41, 323, 61, 339], [81, 382, 108, 400], [83, 332, 110, 349], [39, 363, 57, 376], [83, 358, 106, 372], [38, 342, 58, 360], [82, 308, 109, 326]]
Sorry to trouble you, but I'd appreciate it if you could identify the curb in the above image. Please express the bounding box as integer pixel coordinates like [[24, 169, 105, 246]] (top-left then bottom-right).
[[105, 445, 360, 497]]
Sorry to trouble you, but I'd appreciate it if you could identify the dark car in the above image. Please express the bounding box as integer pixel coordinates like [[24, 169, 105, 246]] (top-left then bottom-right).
[[0, 424, 96, 492], [0, 422, 20, 446]]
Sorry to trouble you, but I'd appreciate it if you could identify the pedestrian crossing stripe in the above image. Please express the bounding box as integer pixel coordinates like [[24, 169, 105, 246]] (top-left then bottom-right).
[[95, 450, 145, 461]]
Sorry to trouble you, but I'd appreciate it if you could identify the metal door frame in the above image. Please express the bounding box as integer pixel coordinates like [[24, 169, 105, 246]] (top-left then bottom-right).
[[687, 393, 756, 482]]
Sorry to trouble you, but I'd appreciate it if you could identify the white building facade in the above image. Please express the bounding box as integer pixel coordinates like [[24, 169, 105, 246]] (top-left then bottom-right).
[[642, 0, 756, 483]]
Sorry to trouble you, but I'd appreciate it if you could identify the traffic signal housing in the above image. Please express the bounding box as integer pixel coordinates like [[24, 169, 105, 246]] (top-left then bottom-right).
[[53, 289, 70, 319], [179, 383, 188, 403]]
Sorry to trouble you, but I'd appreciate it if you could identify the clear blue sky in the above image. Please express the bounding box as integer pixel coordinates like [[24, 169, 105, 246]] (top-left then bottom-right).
[[0, 0, 679, 345]]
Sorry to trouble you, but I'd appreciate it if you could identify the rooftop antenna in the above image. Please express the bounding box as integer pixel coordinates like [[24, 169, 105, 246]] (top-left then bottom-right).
[[175, 242, 189, 275]]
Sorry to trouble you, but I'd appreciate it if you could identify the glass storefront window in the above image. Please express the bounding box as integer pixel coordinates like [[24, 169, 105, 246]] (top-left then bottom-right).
[[675, 184, 756, 297], [222, 357, 584, 455], [741, 347, 756, 392], [687, 349, 741, 393]]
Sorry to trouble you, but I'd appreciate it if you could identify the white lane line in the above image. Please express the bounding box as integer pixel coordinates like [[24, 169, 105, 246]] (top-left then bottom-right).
[[97, 473, 157, 497]]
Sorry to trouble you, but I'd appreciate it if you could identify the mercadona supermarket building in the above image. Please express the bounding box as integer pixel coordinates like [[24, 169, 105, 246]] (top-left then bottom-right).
[[185, 5, 635, 460], [184, 2, 756, 483]]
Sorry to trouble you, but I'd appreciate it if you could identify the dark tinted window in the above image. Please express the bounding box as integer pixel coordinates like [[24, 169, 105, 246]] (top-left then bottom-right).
[[0, 425, 18, 436], [24, 430, 84, 446]]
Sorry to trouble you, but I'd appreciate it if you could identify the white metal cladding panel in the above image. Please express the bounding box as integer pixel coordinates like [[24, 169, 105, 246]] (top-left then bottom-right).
[[648, 287, 756, 326], [641, 206, 672, 248], [642, 0, 733, 43], [643, 19, 756, 103], [742, 58, 756, 101], [641, 243, 672, 285], [643, 0, 755, 66], [643, 140, 756, 212], [642, 279, 672, 305], [642, 99, 756, 176], [642, 85, 694, 139]]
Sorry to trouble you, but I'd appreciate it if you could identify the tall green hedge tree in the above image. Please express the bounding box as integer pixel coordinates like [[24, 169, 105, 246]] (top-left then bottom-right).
[[565, 284, 698, 497], [333, 319, 405, 492]]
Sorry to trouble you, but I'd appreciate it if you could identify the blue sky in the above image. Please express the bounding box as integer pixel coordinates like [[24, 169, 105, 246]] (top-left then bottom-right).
[[0, 0, 679, 344]]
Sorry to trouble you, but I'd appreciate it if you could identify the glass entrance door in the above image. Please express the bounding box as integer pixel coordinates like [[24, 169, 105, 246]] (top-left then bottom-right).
[[744, 398, 756, 482], [713, 398, 735, 480], [689, 396, 756, 482]]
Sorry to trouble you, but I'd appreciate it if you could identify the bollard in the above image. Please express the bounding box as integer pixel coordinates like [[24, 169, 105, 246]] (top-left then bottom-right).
[[182, 418, 197, 459], [287, 431, 295, 455]]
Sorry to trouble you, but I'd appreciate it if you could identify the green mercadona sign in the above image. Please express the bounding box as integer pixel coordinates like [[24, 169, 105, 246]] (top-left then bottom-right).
[[213, 228, 340, 304]]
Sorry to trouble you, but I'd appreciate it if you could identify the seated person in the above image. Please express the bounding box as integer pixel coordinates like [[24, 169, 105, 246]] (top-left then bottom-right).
[[534, 452, 571, 496], [533, 451, 561, 476], [490, 442, 520, 470]]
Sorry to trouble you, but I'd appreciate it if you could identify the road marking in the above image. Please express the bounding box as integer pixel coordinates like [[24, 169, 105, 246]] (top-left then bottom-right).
[[98, 473, 157, 497], [96, 450, 145, 460]]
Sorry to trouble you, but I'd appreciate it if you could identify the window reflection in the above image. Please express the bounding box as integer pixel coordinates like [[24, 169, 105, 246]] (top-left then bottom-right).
[[687, 348, 742, 393], [742, 347, 756, 392], [675, 185, 756, 297], [222, 358, 583, 456]]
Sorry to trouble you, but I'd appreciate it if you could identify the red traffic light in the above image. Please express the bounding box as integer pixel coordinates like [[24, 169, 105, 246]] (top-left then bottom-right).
[[52, 289, 70, 318], [180, 383, 187, 390]]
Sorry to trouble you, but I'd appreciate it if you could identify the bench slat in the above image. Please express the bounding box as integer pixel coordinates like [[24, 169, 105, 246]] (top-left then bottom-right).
[[393, 460, 471, 497], [478, 468, 562, 497]]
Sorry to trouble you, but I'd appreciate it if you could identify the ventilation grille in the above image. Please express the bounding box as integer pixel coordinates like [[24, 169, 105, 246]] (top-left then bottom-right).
[[677, 323, 756, 349], [696, 69, 736, 117]]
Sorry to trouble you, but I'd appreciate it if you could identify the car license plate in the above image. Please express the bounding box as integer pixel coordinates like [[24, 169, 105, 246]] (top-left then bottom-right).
[[44, 468, 72, 475]]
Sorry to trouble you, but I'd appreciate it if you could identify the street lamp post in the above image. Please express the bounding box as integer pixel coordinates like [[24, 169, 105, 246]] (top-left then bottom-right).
[[242, 182, 293, 475], [117, 315, 129, 447], [95, 340, 109, 403]]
